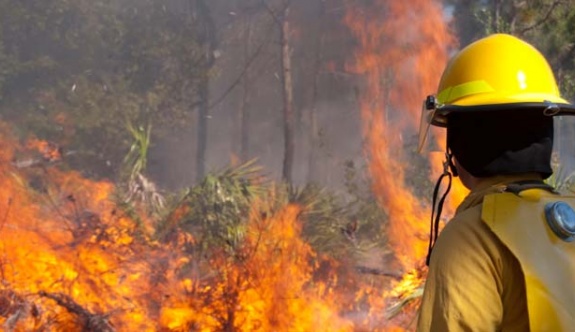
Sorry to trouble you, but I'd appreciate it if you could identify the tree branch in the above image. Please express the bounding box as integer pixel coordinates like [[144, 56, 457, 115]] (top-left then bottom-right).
[[208, 26, 274, 111], [261, 0, 281, 25], [519, 1, 563, 35], [260, 0, 292, 25]]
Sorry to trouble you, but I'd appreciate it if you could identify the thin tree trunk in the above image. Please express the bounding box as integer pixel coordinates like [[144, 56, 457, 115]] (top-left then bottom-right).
[[280, 4, 295, 184], [492, 0, 501, 32], [197, 79, 208, 181], [194, 0, 216, 182], [307, 2, 325, 183], [239, 19, 253, 162]]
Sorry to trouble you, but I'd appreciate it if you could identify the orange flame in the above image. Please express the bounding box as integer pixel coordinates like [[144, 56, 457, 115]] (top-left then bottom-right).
[[0, 1, 476, 329], [0, 123, 440, 330], [344, 0, 466, 270], [0, 126, 185, 330], [343, 3, 471, 326], [26, 138, 62, 163], [157, 203, 355, 331], [0, 130, 375, 330]]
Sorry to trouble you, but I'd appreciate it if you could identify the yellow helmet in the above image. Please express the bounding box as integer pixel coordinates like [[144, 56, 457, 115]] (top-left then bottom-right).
[[426, 33, 575, 127]]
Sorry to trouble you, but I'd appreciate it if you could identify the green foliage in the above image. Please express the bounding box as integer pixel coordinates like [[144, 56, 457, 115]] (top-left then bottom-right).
[[447, 1, 575, 46], [269, 162, 388, 258], [118, 121, 166, 218], [123, 121, 151, 179], [157, 160, 265, 255], [527, 2, 575, 99], [287, 184, 354, 255], [151, 160, 388, 267], [0, 0, 208, 178], [473, 6, 508, 35], [447, 0, 575, 97]]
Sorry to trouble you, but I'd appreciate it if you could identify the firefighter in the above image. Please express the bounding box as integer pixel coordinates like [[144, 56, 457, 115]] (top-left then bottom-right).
[[417, 33, 575, 331]]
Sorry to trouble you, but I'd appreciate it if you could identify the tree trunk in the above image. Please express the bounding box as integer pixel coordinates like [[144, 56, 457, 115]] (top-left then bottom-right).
[[197, 79, 209, 181], [194, 0, 216, 182], [280, 5, 295, 184], [492, 0, 501, 32], [239, 19, 253, 163], [307, 1, 325, 183]]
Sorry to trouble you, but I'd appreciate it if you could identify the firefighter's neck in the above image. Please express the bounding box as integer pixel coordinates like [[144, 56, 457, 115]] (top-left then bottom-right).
[[452, 157, 477, 190], [453, 158, 543, 191]]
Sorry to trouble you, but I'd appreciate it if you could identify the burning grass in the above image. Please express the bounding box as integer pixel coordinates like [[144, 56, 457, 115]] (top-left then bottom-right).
[[0, 124, 426, 331], [0, 0, 474, 329]]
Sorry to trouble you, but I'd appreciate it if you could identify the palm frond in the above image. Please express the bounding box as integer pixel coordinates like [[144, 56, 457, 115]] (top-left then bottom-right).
[[156, 160, 267, 256], [386, 285, 424, 319], [118, 120, 165, 217]]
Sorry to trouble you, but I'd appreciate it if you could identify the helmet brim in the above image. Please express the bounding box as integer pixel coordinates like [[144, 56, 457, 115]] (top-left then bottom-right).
[[431, 102, 575, 127]]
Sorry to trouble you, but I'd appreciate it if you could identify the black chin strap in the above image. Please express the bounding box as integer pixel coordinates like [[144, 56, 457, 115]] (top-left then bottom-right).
[[425, 153, 454, 266]]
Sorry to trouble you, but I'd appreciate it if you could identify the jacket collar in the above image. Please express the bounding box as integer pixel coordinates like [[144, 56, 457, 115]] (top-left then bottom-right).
[[456, 174, 544, 214]]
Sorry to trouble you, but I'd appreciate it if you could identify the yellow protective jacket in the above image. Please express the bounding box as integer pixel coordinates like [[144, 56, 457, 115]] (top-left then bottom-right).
[[417, 175, 575, 331]]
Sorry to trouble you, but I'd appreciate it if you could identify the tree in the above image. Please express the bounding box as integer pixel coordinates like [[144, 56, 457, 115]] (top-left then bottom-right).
[[239, 18, 254, 163], [261, 0, 296, 184], [192, 0, 218, 182], [279, 2, 295, 184], [0, 0, 208, 179], [306, 0, 326, 182]]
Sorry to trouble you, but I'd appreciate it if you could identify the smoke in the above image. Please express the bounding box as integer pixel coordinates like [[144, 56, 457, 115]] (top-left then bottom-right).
[[148, 0, 365, 190]]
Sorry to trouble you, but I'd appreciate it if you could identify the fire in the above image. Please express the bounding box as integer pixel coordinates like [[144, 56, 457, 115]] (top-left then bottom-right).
[[156, 203, 355, 331], [26, 138, 62, 163], [0, 1, 474, 330], [344, 0, 468, 325], [0, 128, 378, 330], [344, 0, 460, 267]]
